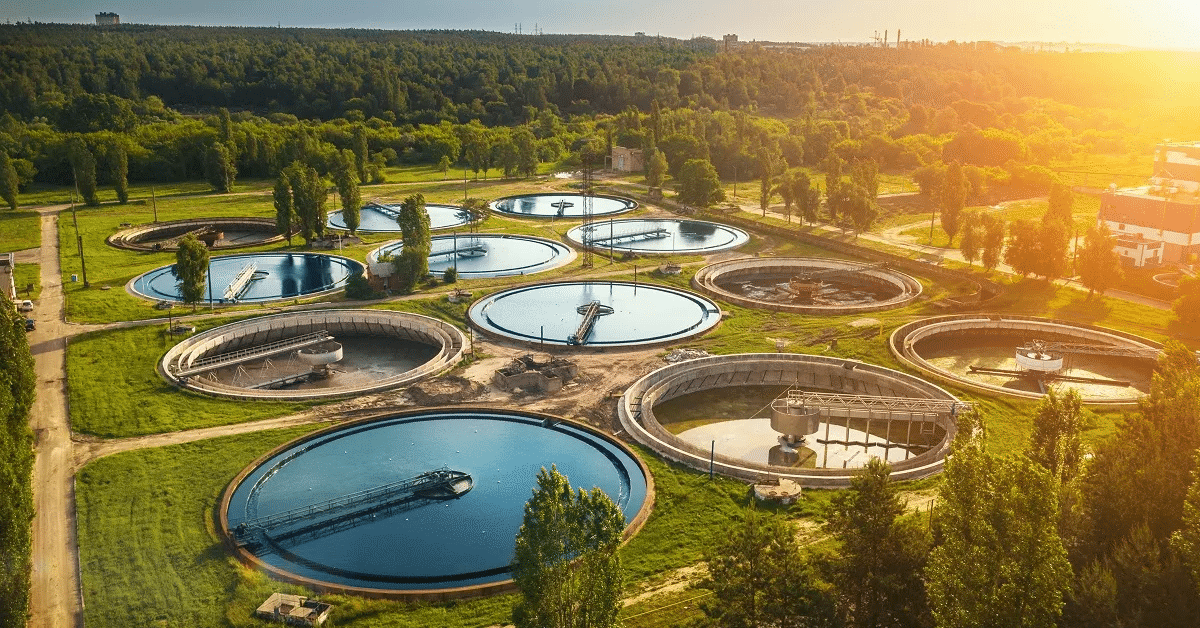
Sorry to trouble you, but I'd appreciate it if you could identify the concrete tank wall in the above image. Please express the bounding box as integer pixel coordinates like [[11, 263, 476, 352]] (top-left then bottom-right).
[[618, 353, 962, 488], [692, 257, 923, 314]]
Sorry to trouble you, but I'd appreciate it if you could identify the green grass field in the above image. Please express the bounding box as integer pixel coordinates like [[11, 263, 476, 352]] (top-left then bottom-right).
[[13, 263, 41, 301], [0, 209, 41, 252], [75, 424, 819, 628]]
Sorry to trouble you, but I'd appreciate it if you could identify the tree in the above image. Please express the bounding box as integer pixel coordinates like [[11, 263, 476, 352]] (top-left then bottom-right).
[[68, 137, 99, 206], [0, 151, 18, 210], [678, 158, 725, 207], [759, 148, 778, 217], [204, 142, 236, 193], [776, 171, 796, 223], [1005, 219, 1041, 277], [288, 162, 327, 246], [1174, 276, 1200, 324], [109, 144, 128, 204], [840, 182, 879, 234], [926, 410, 1073, 628], [437, 154, 452, 180], [175, 234, 209, 309], [1048, 183, 1074, 225], [512, 466, 625, 628], [273, 173, 295, 245], [825, 458, 930, 628], [1036, 216, 1072, 280], [352, 124, 369, 183], [959, 213, 982, 266], [334, 149, 362, 236], [1077, 223, 1123, 297], [824, 152, 844, 222], [940, 161, 969, 245], [646, 147, 667, 189], [0, 297, 36, 628], [514, 126, 539, 177], [392, 193, 431, 292], [705, 508, 835, 628], [1029, 388, 1085, 485], [461, 197, 490, 233], [1173, 453, 1200, 597], [981, 214, 1006, 272]]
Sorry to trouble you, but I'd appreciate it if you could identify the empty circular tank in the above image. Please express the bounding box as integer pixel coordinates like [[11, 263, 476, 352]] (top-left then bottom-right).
[[369, 234, 575, 279], [890, 315, 1161, 406], [159, 309, 467, 400], [107, 217, 288, 251], [219, 408, 652, 599], [468, 281, 721, 348], [328, 203, 474, 233], [566, 219, 749, 255], [489, 193, 637, 219], [618, 353, 963, 487], [129, 253, 363, 304], [693, 257, 922, 314]]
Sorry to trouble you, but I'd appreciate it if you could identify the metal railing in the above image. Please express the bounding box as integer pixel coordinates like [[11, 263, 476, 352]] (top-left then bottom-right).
[[173, 330, 333, 377]]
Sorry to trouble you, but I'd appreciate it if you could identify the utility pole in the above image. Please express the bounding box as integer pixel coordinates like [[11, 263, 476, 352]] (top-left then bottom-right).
[[71, 175, 90, 287], [928, 207, 937, 245], [151, 185, 158, 222]]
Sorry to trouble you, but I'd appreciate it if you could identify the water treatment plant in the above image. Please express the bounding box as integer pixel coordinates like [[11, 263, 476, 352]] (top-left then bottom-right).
[[160, 310, 467, 400], [220, 409, 651, 598], [327, 202, 475, 232], [489, 192, 637, 218], [128, 252, 363, 304], [890, 314, 1160, 405], [106, 217, 288, 251], [369, 234, 575, 279], [565, 218, 749, 255], [467, 281, 722, 347], [692, 257, 923, 314]]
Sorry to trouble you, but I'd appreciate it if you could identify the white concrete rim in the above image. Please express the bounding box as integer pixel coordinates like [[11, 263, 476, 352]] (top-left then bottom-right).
[[158, 309, 468, 400], [692, 256, 923, 314], [125, 253, 365, 307], [618, 353, 963, 488], [888, 314, 1160, 406]]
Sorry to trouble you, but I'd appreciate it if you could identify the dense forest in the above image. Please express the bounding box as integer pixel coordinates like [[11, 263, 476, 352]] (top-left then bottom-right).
[[2, 24, 1199, 202]]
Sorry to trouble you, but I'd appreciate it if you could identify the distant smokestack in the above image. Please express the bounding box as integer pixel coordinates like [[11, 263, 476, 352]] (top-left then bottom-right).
[[884, 30, 888, 48]]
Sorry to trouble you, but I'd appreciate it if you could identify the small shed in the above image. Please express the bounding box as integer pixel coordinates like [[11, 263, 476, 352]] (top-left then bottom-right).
[[255, 593, 332, 626]]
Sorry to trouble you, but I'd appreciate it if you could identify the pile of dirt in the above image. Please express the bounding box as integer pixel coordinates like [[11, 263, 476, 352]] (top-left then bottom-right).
[[406, 376, 488, 406]]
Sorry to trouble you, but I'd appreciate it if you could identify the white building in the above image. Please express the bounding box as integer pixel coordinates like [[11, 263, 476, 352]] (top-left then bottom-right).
[[1099, 142, 1200, 267]]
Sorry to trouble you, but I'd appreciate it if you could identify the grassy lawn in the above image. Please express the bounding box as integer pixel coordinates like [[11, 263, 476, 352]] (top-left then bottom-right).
[[0, 209, 41, 252], [14, 263, 41, 301], [67, 319, 313, 437]]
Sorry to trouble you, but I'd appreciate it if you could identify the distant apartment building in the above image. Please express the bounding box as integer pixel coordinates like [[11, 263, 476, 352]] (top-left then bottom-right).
[[611, 146, 644, 173], [1098, 142, 1200, 267], [95, 12, 119, 26]]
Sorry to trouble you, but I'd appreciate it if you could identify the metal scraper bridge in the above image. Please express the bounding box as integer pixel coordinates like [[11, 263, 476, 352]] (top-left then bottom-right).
[[234, 467, 472, 540]]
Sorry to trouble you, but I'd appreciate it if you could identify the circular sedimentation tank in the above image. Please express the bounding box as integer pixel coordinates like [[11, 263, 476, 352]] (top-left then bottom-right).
[[693, 257, 922, 314], [219, 409, 652, 598], [327, 203, 474, 233], [160, 310, 467, 400], [129, 252, 363, 304], [106, 217, 287, 251], [618, 353, 963, 487], [565, 218, 749, 255], [890, 314, 1161, 405], [369, 234, 575, 279], [468, 281, 721, 348], [489, 193, 637, 219]]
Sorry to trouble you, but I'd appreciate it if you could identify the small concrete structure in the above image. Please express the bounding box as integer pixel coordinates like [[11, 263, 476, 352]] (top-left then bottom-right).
[[255, 592, 331, 626], [611, 146, 644, 172], [753, 478, 801, 504], [493, 355, 579, 392]]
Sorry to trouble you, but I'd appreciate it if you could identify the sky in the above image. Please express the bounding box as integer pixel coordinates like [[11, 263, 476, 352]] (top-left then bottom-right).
[[5, 0, 1200, 50]]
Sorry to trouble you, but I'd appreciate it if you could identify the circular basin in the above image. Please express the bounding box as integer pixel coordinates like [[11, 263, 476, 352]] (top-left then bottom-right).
[[129, 253, 363, 304], [328, 203, 474, 233], [566, 219, 749, 255], [369, 234, 575, 279], [489, 193, 637, 219]]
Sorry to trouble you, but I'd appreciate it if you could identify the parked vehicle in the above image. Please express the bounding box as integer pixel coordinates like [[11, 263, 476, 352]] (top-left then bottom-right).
[[17, 299, 34, 312], [24, 318, 35, 332]]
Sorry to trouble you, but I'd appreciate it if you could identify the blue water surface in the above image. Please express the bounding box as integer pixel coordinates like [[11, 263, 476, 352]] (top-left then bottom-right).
[[489, 193, 636, 218], [226, 412, 647, 590], [566, 219, 749, 254], [130, 253, 362, 303], [370, 234, 573, 278], [327, 204, 473, 232]]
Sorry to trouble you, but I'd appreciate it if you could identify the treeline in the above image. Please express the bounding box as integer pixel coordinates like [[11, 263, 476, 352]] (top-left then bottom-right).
[[700, 349, 1200, 628], [0, 301, 36, 628]]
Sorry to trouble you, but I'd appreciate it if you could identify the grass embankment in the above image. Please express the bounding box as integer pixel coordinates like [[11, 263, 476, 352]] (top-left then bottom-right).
[[0, 209, 41, 252], [75, 424, 811, 627], [66, 318, 312, 438], [896, 195, 1102, 247], [13, 263, 41, 301]]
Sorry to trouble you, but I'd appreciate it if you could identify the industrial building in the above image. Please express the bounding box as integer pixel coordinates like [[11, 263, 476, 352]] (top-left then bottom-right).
[[1099, 142, 1200, 267]]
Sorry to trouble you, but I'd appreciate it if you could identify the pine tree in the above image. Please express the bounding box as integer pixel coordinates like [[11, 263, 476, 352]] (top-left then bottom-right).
[[1077, 223, 1123, 297], [110, 144, 128, 204], [335, 149, 361, 236], [68, 137, 99, 206], [940, 161, 969, 245], [273, 173, 295, 245], [204, 142, 236, 193]]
